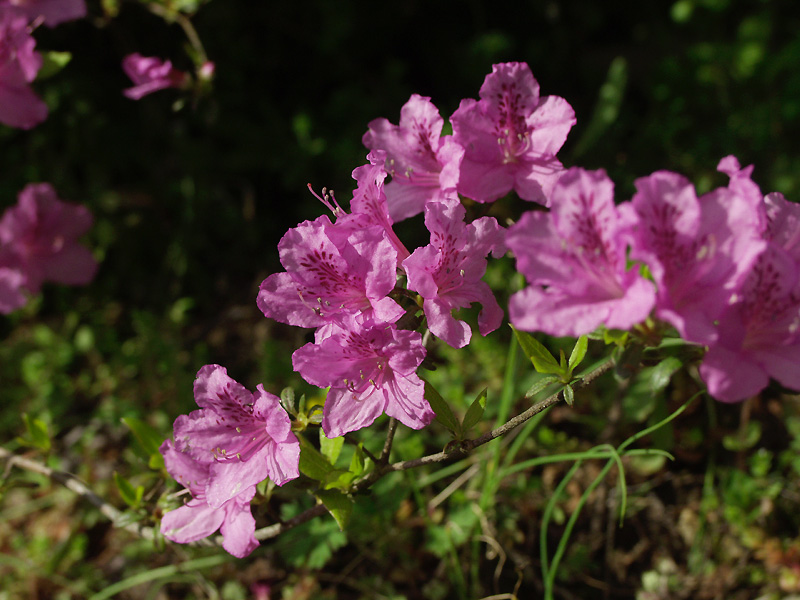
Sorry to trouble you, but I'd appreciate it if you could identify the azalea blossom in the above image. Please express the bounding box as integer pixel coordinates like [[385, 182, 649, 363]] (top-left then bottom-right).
[[257, 214, 403, 328], [292, 316, 433, 437], [0, 10, 46, 129], [160, 439, 259, 558], [699, 192, 800, 402], [0, 265, 25, 313], [450, 62, 575, 204], [0, 183, 97, 297], [403, 199, 504, 348], [623, 156, 766, 344], [122, 53, 187, 100], [507, 167, 656, 337], [344, 153, 412, 265], [363, 94, 464, 221], [173, 365, 300, 508], [0, 0, 86, 27]]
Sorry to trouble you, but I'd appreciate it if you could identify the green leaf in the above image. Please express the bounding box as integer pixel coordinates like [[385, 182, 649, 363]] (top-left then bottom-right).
[[603, 328, 629, 347], [511, 326, 563, 376], [322, 444, 368, 490], [563, 384, 575, 407], [298, 434, 339, 481], [722, 421, 762, 452], [423, 378, 462, 439], [114, 472, 143, 509], [18, 414, 51, 452], [148, 452, 165, 471], [349, 444, 366, 477], [525, 375, 560, 399], [461, 388, 487, 434], [568, 336, 589, 372], [37, 51, 72, 80], [122, 417, 164, 458], [280, 387, 297, 416], [646, 356, 683, 393], [315, 489, 353, 530], [319, 429, 344, 465]]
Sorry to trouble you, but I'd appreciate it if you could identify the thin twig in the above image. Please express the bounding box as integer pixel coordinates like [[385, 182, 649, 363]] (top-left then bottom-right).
[[253, 503, 327, 541], [146, 3, 208, 64], [380, 418, 398, 463], [344, 433, 379, 464], [0, 447, 157, 541]]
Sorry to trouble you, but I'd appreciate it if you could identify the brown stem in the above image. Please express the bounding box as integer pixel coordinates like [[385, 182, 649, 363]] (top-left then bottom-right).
[[146, 3, 208, 65], [0, 447, 157, 542]]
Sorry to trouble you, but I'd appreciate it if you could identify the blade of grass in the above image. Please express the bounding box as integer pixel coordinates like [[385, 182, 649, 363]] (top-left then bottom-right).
[[546, 458, 615, 597], [541, 459, 583, 599], [89, 555, 232, 600]]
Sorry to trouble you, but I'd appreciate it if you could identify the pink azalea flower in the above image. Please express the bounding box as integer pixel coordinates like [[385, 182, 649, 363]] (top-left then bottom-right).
[[0, 183, 97, 295], [344, 153, 412, 265], [507, 167, 656, 337], [450, 62, 575, 204], [292, 316, 434, 437], [257, 214, 404, 328], [160, 439, 259, 558], [363, 94, 464, 221], [0, 264, 25, 313], [0, 0, 86, 27], [122, 53, 187, 100], [623, 157, 766, 344], [403, 199, 504, 348], [699, 192, 800, 402], [0, 11, 47, 129], [173, 365, 300, 508]]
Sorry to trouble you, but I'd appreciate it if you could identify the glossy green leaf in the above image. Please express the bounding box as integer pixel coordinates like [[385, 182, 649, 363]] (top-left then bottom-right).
[[568, 336, 589, 372], [280, 387, 297, 416], [563, 384, 574, 407], [646, 356, 683, 393], [122, 417, 164, 458], [114, 472, 143, 509], [18, 414, 51, 452], [461, 388, 487, 434], [423, 378, 462, 439], [511, 326, 563, 376], [319, 429, 344, 465], [298, 434, 339, 481], [525, 375, 560, 399], [37, 52, 72, 80], [316, 489, 353, 530]]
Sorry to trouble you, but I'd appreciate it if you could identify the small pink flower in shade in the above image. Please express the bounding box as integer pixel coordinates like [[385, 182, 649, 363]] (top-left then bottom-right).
[[450, 62, 576, 205], [0, 183, 97, 295], [0, 264, 26, 313], [257, 214, 404, 329], [403, 199, 504, 348], [363, 94, 465, 221], [0, 0, 87, 27], [0, 11, 47, 129], [507, 167, 656, 337], [122, 53, 187, 100], [173, 365, 300, 508], [623, 157, 766, 344], [160, 439, 259, 558], [699, 192, 800, 402], [292, 316, 434, 438]]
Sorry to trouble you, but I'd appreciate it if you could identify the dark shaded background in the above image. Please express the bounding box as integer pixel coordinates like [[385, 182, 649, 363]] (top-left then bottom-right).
[[5, 0, 799, 316]]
